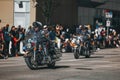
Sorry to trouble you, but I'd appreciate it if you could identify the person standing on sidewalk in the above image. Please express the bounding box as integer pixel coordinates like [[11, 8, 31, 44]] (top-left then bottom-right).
[[9, 26, 19, 57], [0, 29, 6, 59], [3, 24, 11, 58]]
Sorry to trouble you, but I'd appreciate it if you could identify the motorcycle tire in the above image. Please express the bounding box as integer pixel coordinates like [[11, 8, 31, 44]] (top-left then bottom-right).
[[47, 62, 56, 68], [25, 53, 38, 70], [92, 45, 97, 52], [84, 43, 91, 58], [74, 48, 79, 59], [85, 49, 91, 58], [61, 48, 66, 53]]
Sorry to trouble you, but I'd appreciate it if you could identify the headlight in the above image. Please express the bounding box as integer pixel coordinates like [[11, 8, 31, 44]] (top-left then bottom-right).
[[76, 40, 80, 44], [28, 39, 32, 43], [26, 42, 32, 48], [26, 38, 36, 49], [39, 44, 42, 51], [74, 45, 78, 48]]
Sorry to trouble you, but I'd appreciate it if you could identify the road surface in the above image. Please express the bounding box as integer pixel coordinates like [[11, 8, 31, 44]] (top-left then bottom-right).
[[0, 48, 120, 80]]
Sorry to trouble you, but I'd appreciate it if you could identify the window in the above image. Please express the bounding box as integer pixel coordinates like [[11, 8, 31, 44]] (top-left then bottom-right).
[[14, 1, 30, 12], [14, 0, 30, 29]]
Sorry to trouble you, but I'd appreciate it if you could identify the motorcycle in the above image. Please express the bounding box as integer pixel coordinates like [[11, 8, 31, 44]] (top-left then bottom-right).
[[90, 38, 97, 52], [61, 39, 72, 53], [23, 35, 62, 70], [71, 35, 91, 59]]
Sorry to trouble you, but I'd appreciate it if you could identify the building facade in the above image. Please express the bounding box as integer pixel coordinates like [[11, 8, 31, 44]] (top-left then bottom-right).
[[36, 0, 78, 26], [0, 0, 14, 28], [0, 0, 120, 30], [36, 0, 120, 30], [0, 0, 36, 29]]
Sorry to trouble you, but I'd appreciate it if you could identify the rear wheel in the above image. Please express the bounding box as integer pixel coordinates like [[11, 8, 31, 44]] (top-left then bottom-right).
[[47, 62, 56, 68], [84, 43, 91, 58], [74, 48, 79, 59]]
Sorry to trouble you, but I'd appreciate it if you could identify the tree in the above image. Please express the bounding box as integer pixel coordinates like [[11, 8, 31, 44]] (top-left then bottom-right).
[[37, 0, 60, 25]]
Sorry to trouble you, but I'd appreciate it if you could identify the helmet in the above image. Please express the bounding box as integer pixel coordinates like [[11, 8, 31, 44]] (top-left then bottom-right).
[[85, 27, 88, 30], [32, 21, 42, 29], [43, 25, 48, 29]]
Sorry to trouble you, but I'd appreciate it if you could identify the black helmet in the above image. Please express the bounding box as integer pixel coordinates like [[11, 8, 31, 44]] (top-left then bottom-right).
[[85, 27, 88, 30], [32, 21, 42, 29]]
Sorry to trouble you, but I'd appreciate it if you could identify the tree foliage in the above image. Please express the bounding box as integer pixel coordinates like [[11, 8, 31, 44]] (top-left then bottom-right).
[[38, 0, 60, 25]]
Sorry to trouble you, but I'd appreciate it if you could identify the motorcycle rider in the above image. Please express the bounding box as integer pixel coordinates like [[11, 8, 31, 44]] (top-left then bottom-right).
[[31, 22, 43, 45], [43, 25, 58, 59], [32, 21, 49, 48], [24, 23, 61, 69], [29, 22, 48, 60], [80, 26, 91, 52], [32, 22, 56, 60]]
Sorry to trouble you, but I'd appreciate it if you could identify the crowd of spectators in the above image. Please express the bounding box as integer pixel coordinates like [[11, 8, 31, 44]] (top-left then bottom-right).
[[0, 23, 120, 59], [94, 25, 120, 49], [0, 24, 26, 59]]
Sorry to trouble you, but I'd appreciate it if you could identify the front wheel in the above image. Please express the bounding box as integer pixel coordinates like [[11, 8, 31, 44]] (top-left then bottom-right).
[[74, 48, 79, 59], [25, 53, 38, 70], [84, 49, 91, 58], [84, 43, 91, 58]]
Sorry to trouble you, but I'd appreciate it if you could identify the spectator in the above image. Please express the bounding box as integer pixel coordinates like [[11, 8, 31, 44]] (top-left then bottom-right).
[[100, 29, 106, 47], [55, 24, 63, 49], [0, 28, 4, 41], [49, 26, 56, 41], [65, 28, 70, 39], [9, 26, 19, 57], [43, 25, 49, 38], [0, 31, 6, 59], [18, 28, 26, 54], [27, 26, 34, 35], [3, 24, 11, 58], [56, 24, 62, 38]]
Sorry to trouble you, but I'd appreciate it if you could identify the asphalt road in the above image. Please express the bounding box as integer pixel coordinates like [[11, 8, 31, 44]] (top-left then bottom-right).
[[0, 48, 120, 80]]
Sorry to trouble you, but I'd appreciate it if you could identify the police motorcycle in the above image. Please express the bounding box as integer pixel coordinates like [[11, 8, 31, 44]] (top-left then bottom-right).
[[72, 34, 91, 59], [90, 31, 97, 52], [24, 22, 62, 70], [61, 39, 72, 53]]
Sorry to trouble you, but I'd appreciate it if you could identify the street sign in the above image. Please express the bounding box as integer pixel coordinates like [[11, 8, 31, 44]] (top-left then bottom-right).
[[104, 9, 113, 18], [106, 19, 111, 27]]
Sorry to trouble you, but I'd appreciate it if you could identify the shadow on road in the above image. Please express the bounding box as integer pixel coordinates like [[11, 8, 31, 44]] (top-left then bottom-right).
[[78, 56, 104, 59], [31, 66, 70, 70], [76, 67, 93, 70], [54, 65, 70, 69], [90, 56, 104, 58]]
